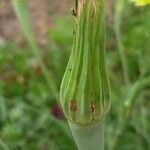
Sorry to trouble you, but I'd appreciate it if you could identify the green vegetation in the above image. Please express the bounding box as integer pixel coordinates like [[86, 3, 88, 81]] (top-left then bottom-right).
[[0, 0, 150, 149]]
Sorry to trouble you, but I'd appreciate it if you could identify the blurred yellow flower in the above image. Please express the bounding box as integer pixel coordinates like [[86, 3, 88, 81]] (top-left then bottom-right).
[[131, 0, 150, 6]]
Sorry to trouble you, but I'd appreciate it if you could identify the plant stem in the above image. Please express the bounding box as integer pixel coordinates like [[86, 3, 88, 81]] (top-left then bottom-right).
[[0, 139, 9, 150], [110, 76, 150, 150], [69, 120, 105, 150], [12, 0, 58, 99], [124, 76, 150, 109], [114, 0, 130, 85]]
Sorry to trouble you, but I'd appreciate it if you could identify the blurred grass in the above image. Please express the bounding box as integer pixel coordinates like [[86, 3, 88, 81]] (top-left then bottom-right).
[[0, 1, 150, 150]]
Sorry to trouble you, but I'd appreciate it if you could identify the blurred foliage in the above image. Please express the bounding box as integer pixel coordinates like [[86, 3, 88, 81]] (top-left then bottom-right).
[[0, 1, 150, 150]]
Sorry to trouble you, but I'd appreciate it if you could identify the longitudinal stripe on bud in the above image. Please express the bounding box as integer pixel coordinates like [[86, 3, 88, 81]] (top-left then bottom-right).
[[60, 0, 111, 126]]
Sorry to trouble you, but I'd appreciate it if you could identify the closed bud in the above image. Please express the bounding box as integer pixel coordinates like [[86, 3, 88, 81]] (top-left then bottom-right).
[[60, 0, 111, 126]]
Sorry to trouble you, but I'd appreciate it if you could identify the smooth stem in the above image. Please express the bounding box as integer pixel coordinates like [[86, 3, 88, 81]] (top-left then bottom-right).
[[124, 76, 150, 109], [12, 0, 58, 99], [110, 76, 150, 150], [69, 120, 105, 150], [114, 0, 130, 85], [0, 139, 9, 150]]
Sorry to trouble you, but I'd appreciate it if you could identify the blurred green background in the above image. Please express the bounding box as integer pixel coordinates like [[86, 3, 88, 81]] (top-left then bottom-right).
[[0, 0, 150, 150]]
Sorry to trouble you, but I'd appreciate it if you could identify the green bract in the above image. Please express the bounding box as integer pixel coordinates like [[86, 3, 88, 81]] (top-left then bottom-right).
[[60, 0, 110, 126]]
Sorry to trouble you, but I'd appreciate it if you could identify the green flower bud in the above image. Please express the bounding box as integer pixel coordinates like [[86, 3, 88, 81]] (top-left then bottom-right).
[[60, 0, 111, 126]]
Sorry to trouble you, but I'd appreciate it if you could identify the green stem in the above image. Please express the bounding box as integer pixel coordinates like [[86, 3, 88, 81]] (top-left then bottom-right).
[[114, 0, 130, 85], [110, 76, 150, 150], [0, 139, 9, 150], [12, 0, 58, 99], [69, 120, 105, 150], [124, 76, 150, 109]]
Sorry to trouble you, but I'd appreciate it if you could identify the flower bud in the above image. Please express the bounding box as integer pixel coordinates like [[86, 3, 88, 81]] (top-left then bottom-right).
[[60, 0, 111, 126]]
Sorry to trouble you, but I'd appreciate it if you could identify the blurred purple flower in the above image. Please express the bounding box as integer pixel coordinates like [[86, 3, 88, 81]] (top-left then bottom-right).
[[51, 104, 64, 119]]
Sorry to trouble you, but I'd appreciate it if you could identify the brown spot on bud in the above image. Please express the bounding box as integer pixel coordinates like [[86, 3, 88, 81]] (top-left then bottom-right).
[[90, 101, 95, 114], [70, 100, 77, 111], [71, 8, 77, 17]]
